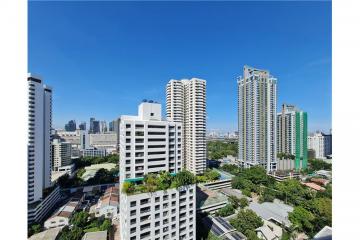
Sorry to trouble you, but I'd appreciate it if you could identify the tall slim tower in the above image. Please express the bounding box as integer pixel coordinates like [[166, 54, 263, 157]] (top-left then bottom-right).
[[27, 74, 52, 203], [166, 78, 206, 175], [277, 104, 308, 170], [237, 66, 277, 172]]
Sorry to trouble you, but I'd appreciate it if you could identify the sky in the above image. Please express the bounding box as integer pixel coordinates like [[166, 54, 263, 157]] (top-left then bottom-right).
[[29, 1, 331, 132]]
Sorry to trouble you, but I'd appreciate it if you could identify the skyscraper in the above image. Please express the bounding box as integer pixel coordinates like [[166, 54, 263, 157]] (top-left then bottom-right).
[[65, 120, 76, 131], [89, 117, 100, 133], [79, 121, 86, 131], [237, 66, 277, 172], [27, 73, 53, 203], [277, 104, 308, 170], [28, 74, 61, 224], [100, 120, 107, 133], [166, 78, 207, 175]]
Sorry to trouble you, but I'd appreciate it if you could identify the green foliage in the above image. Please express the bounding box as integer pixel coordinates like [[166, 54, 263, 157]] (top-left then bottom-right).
[[77, 168, 86, 178], [230, 209, 263, 234], [228, 195, 241, 208], [242, 189, 252, 197], [207, 141, 238, 160], [289, 206, 315, 235], [99, 219, 112, 232], [239, 197, 249, 208], [215, 204, 235, 217], [316, 184, 332, 199], [70, 211, 89, 228], [308, 159, 332, 171], [28, 223, 42, 237], [123, 170, 196, 195], [220, 164, 242, 175], [59, 226, 83, 240], [122, 181, 135, 193], [277, 152, 295, 160], [275, 179, 314, 205], [171, 170, 196, 188], [245, 229, 261, 240], [204, 169, 221, 181]]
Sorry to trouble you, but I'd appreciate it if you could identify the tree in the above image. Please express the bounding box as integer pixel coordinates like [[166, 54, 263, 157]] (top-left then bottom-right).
[[71, 211, 89, 228], [28, 223, 42, 237], [157, 171, 172, 190], [143, 173, 159, 192], [99, 219, 112, 232], [204, 169, 221, 181], [245, 229, 261, 240], [230, 209, 263, 234], [239, 197, 249, 208], [171, 170, 196, 188], [122, 181, 135, 194], [308, 159, 332, 171], [228, 195, 241, 208], [59, 226, 83, 240], [289, 206, 315, 235], [215, 204, 235, 217]]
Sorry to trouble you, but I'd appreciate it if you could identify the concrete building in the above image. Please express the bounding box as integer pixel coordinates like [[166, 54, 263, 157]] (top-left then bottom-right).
[[81, 148, 107, 158], [52, 139, 72, 171], [166, 78, 207, 175], [90, 118, 100, 134], [95, 186, 119, 219], [65, 120, 76, 131], [28, 227, 62, 240], [28, 74, 53, 204], [277, 104, 308, 170], [82, 231, 108, 240], [237, 66, 277, 172], [28, 74, 60, 224], [44, 197, 82, 229], [100, 120, 107, 133], [308, 132, 332, 159], [119, 102, 196, 240], [89, 132, 117, 153]]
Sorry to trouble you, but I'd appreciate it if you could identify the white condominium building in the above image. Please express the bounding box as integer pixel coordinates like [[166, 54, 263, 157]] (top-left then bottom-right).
[[120, 185, 196, 240], [237, 66, 277, 172], [119, 102, 196, 240], [308, 132, 332, 159], [52, 139, 72, 171], [166, 78, 207, 175], [27, 73, 52, 203], [119, 102, 182, 183]]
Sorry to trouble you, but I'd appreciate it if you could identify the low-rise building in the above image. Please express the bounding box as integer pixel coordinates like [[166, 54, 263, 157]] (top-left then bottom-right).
[[81, 148, 107, 158], [82, 230, 108, 240], [44, 198, 82, 229], [313, 226, 332, 240], [302, 182, 325, 192], [202, 216, 246, 240], [89, 133, 117, 152], [95, 186, 119, 219], [255, 219, 283, 240], [28, 227, 62, 240]]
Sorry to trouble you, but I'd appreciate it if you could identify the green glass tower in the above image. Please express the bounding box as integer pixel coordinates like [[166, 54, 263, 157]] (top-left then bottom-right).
[[277, 104, 308, 170]]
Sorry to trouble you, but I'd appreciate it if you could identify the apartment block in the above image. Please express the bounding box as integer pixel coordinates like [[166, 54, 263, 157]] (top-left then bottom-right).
[[277, 104, 308, 169], [119, 102, 196, 240], [119, 102, 182, 183], [166, 78, 207, 175], [120, 185, 196, 240], [237, 66, 277, 172], [52, 139, 72, 171], [308, 132, 332, 159]]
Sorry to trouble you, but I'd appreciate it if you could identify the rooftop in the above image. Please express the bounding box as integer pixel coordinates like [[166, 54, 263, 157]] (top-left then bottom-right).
[[48, 198, 80, 219], [28, 227, 62, 240], [302, 182, 325, 191], [97, 186, 119, 208], [196, 186, 228, 208], [248, 199, 294, 228], [81, 230, 107, 240], [314, 226, 332, 240]]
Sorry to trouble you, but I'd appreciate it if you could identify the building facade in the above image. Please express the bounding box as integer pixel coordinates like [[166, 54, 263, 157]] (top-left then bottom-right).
[[27, 74, 53, 204], [166, 78, 207, 175], [237, 66, 277, 172], [79, 121, 86, 131], [89, 132, 117, 153], [308, 132, 332, 159], [119, 102, 196, 240], [65, 120, 76, 131], [277, 104, 308, 170], [52, 139, 72, 171]]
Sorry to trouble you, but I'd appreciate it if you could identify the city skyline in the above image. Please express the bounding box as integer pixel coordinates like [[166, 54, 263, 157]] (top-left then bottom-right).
[[29, 1, 331, 132]]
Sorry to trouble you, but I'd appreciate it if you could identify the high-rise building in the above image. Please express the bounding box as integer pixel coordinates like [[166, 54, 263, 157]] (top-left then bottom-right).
[[119, 102, 196, 240], [277, 104, 308, 170], [65, 120, 76, 131], [237, 66, 277, 172], [308, 132, 332, 159], [100, 120, 107, 133], [28, 74, 60, 224], [27, 73, 53, 203], [89, 117, 100, 133], [166, 78, 207, 175], [79, 121, 86, 131], [52, 139, 72, 171]]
